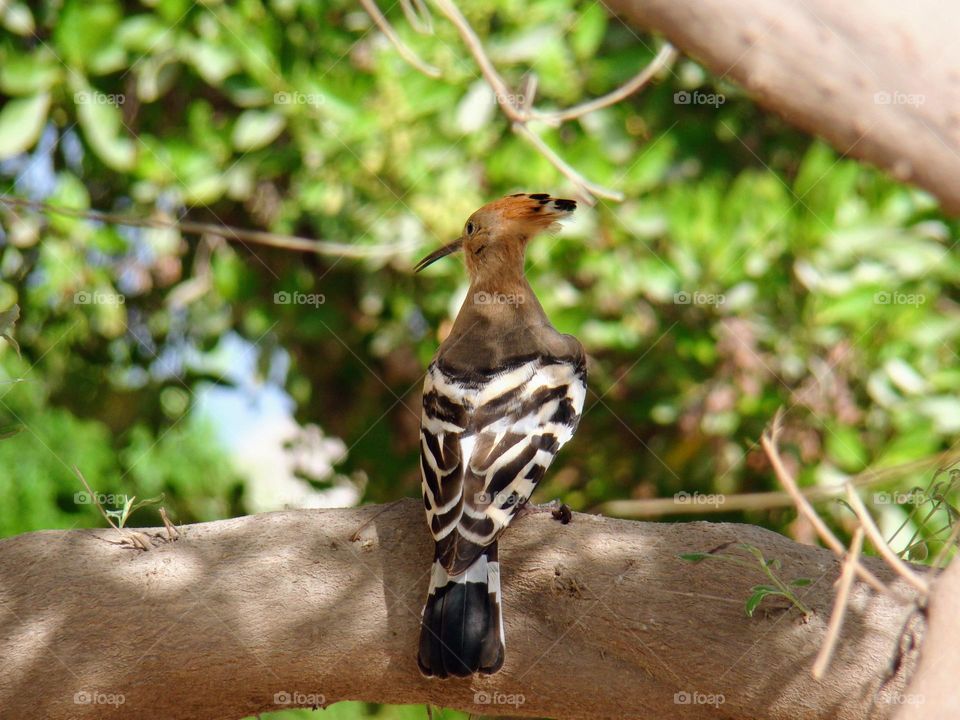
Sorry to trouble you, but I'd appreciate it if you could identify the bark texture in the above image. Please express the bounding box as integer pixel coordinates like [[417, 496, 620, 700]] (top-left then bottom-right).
[[605, 0, 960, 214], [0, 499, 929, 719]]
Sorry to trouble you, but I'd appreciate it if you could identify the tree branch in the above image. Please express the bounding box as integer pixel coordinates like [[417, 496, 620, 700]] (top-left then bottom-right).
[[603, 0, 960, 214], [0, 197, 413, 260], [0, 499, 929, 719]]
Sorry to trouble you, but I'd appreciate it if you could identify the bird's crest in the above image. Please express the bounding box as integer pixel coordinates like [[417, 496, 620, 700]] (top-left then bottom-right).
[[491, 193, 577, 229], [414, 193, 576, 273]]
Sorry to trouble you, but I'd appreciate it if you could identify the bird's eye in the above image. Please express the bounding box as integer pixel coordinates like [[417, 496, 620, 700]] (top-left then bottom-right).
[[465, 221, 475, 235]]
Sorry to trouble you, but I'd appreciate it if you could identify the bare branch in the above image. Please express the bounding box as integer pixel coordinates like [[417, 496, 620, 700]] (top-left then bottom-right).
[[431, 0, 656, 203], [511, 122, 625, 202], [0, 197, 415, 260], [400, 0, 434, 35], [845, 485, 931, 595], [813, 526, 864, 680], [531, 43, 678, 126], [599, 450, 960, 518], [761, 411, 893, 597], [360, 0, 441, 78]]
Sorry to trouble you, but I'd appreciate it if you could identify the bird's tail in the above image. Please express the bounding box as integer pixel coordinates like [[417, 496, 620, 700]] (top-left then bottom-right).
[[417, 542, 505, 678]]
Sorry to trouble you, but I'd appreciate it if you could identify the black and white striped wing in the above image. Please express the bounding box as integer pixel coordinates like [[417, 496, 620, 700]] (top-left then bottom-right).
[[420, 356, 586, 574]]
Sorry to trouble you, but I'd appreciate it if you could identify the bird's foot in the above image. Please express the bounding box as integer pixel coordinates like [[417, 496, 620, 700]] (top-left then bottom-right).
[[515, 499, 572, 524]]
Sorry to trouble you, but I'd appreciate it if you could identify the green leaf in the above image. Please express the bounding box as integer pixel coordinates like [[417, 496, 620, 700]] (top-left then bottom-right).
[[53, 0, 122, 69], [790, 578, 812, 587], [0, 50, 62, 95], [0, 303, 20, 330], [2, 2, 35, 35], [0, 93, 50, 159], [570, 4, 607, 60], [678, 552, 709, 563], [232, 110, 286, 152], [826, 424, 868, 473], [73, 81, 136, 170], [745, 586, 776, 617]]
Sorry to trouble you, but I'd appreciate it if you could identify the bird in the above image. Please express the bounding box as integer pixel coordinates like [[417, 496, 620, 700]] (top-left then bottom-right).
[[414, 192, 587, 678]]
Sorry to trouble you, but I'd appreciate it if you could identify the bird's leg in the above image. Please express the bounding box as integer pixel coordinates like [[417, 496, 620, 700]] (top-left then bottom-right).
[[514, 498, 572, 524]]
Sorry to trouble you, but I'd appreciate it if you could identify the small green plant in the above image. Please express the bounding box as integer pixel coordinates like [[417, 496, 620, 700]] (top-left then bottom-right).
[[104, 494, 166, 529], [680, 542, 813, 619], [73, 466, 173, 550], [885, 464, 960, 563]]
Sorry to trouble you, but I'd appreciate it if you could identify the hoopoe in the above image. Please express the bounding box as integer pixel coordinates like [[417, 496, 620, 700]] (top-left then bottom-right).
[[414, 193, 587, 678]]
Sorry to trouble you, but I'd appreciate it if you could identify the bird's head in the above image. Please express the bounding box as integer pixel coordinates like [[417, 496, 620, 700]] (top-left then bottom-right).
[[415, 193, 577, 282]]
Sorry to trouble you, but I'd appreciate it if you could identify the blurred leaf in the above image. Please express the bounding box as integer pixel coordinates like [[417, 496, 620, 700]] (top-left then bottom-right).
[[0, 303, 20, 357], [1, 2, 34, 35], [232, 110, 286, 152], [570, 4, 607, 60], [0, 50, 61, 95], [0, 93, 50, 159], [73, 81, 136, 170]]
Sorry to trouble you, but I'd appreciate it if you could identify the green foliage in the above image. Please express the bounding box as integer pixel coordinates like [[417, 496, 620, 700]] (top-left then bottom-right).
[[681, 543, 813, 618]]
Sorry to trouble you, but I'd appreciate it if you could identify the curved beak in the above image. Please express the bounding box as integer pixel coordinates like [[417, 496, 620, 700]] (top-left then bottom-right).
[[414, 239, 463, 273]]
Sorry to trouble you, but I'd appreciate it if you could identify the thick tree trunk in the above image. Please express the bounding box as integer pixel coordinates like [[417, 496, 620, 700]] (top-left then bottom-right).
[[0, 499, 929, 719], [605, 0, 960, 214]]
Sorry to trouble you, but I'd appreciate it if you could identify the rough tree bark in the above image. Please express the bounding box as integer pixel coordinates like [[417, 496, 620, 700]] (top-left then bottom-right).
[[0, 499, 929, 719], [605, 0, 960, 214]]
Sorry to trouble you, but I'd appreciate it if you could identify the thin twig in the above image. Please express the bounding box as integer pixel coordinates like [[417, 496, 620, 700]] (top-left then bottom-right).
[[531, 44, 678, 126], [400, 0, 434, 35], [812, 527, 863, 680], [761, 410, 891, 596], [0, 197, 414, 259], [359, 0, 441, 78], [432, 0, 636, 204], [512, 122, 624, 202], [159, 507, 181, 542], [74, 466, 118, 531], [931, 520, 960, 569], [432, 0, 516, 115], [845, 485, 930, 595], [599, 450, 960, 518]]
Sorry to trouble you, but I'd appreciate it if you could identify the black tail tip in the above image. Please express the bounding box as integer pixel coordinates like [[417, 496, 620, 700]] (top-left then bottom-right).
[[417, 578, 505, 678], [417, 643, 504, 679]]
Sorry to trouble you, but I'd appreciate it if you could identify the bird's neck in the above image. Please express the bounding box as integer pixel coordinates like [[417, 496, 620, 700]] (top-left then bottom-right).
[[447, 271, 549, 336]]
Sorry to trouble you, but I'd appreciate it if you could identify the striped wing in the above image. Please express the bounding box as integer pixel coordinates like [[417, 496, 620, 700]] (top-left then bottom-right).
[[420, 355, 586, 575]]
